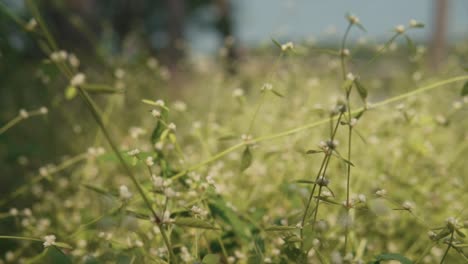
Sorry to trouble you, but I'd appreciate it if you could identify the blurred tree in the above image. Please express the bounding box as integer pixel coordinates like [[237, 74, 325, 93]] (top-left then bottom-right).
[[429, 0, 449, 71]]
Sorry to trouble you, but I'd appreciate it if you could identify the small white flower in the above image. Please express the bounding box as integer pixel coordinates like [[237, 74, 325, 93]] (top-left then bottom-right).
[[127, 148, 140, 156], [5, 251, 15, 261], [206, 175, 215, 185], [341, 48, 350, 57], [281, 41, 294, 52], [347, 15, 360, 24], [162, 211, 174, 223], [26, 18, 37, 31], [23, 208, 32, 217], [9, 208, 18, 216], [173, 101, 187, 112], [402, 201, 414, 211], [428, 230, 437, 240], [316, 176, 329, 186], [70, 73, 86, 87], [68, 53, 80, 68], [151, 109, 161, 118], [39, 167, 49, 177], [232, 88, 244, 97], [50, 50, 67, 62], [453, 101, 462, 109], [114, 68, 125, 79], [395, 25, 405, 34], [446, 217, 458, 227], [135, 240, 144, 247], [358, 194, 366, 203], [43, 234, 56, 248], [168, 123, 176, 131], [19, 109, 29, 119], [155, 100, 165, 107], [262, 83, 273, 91], [155, 142, 164, 150], [39, 107, 48, 115], [349, 118, 358, 127], [147, 57, 158, 69], [191, 206, 208, 217], [346, 72, 355, 81], [119, 185, 133, 200], [152, 175, 165, 188], [164, 187, 177, 198], [146, 156, 154, 166], [375, 189, 387, 197]]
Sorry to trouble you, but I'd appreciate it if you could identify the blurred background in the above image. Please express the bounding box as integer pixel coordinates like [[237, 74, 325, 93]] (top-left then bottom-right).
[[0, 0, 467, 223]]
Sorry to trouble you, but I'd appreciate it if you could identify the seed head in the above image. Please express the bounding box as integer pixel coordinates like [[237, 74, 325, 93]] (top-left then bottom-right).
[[395, 25, 405, 34], [347, 14, 360, 24], [262, 83, 273, 91], [26, 18, 37, 31], [119, 185, 133, 200], [146, 156, 154, 167], [39, 107, 48, 115], [232, 88, 244, 98], [19, 109, 29, 119], [281, 41, 294, 52], [70, 73, 86, 87], [151, 109, 161, 118], [43, 234, 56, 248], [168, 123, 176, 131], [316, 176, 329, 187]]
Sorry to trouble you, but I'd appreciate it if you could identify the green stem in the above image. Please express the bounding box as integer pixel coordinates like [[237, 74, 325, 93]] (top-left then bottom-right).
[[440, 232, 454, 263], [0, 116, 22, 135], [0, 235, 42, 242]]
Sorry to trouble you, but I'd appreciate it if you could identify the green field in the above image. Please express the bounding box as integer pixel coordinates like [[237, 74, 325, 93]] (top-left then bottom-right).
[[1, 3, 468, 263]]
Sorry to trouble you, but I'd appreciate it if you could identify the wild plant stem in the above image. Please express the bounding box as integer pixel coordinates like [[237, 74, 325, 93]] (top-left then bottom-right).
[[440, 231, 454, 263], [340, 23, 352, 78], [76, 87, 175, 262], [300, 112, 342, 249]]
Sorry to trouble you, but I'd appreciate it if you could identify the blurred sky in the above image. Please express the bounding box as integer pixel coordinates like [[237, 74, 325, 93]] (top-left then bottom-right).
[[190, 0, 468, 53]]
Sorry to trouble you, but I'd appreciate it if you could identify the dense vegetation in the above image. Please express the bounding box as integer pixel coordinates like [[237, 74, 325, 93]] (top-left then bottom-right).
[[1, 2, 468, 264]]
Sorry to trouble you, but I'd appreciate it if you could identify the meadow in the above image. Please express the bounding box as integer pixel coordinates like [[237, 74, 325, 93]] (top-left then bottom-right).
[[1, 3, 468, 264]]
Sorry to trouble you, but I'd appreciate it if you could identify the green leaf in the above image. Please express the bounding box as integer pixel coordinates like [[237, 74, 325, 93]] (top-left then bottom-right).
[[240, 146, 253, 172], [271, 38, 282, 49], [65, 86, 77, 100], [208, 197, 252, 241], [271, 89, 284, 98], [332, 152, 355, 167], [373, 253, 412, 264], [461, 81, 468, 96], [202, 254, 221, 264], [174, 217, 219, 230], [355, 80, 368, 101], [354, 109, 366, 120], [355, 23, 367, 32], [306, 149, 323, 154], [54, 242, 73, 249], [31, 247, 72, 264], [82, 84, 123, 94], [342, 79, 354, 92], [141, 99, 169, 110], [456, 229, 466, 238], [295, 179, 316, 184], [265, 225, 297, 232], [125, 210, 149, 220], [82, 184, 117, 197]]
